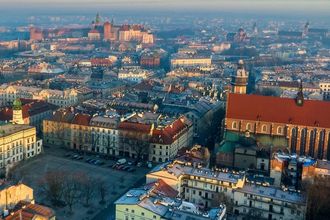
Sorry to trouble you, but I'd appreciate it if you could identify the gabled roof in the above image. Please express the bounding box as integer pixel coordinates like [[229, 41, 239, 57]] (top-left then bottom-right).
[[5, 201, 55, 220], [72, 113, 92, 126], [151, 117, 190, 145], [0, 99, 57, 121], [227, 93, 330, 128], [118, 121, 152, 133]]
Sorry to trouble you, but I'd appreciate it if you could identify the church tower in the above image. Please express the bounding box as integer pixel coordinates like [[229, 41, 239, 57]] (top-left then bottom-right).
[[296, 80, 304, 106], [12, 99, 24, 124], [231, 60, 248, 94]]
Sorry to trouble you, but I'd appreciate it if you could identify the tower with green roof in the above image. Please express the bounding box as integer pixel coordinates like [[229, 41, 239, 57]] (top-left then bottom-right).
[[12, 99, 24, 124]]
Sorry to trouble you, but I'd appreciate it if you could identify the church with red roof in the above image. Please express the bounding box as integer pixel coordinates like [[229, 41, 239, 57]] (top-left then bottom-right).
[[225, 92, 330, 160]]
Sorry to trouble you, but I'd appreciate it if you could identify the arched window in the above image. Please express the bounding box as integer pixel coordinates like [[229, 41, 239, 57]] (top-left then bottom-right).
[[232, 121, 238, 130], [277, 126, 283, 135], [300, 128, 307, 155], [309, 129, 317, 158], [262, 125, 267, 133], [246, 123, 251, 131], [291, 127, 298, 153], [318, 130, 325, 159]]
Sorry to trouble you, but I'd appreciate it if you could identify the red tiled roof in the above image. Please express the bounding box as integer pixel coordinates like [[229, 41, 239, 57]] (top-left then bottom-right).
[[0, 99, 57, 121], [89, 29, 100, 34], [72, 113, 92, 126], [6, 202, 55, 220], [118, 121, 152, 133], [91, 58, 112, 66], [146, 179, 178, 198], [227, 93, 330, 128], [151, 117, 189, 144]]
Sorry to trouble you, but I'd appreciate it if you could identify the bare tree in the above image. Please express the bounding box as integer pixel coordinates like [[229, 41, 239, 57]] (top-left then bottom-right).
[[303, 177, 330, 220], [40, 171, 66, 205], [62, 172, 84, 213], [98, 179, 108, 204], [81, 175, 96, 206]]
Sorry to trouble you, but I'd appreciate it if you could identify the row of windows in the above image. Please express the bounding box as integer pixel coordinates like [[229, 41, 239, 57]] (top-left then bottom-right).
[[232, 122, 284, 134], [124, 208, 157, 219]]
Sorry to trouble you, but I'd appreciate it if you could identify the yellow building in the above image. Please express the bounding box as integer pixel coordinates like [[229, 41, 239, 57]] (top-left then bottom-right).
[[0, 124, 42, 170], [0, 183, 34, 215], [170, 55, 211, 69]]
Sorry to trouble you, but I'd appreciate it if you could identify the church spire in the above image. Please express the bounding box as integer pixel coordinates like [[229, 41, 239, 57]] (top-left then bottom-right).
[[95, 12, 101, 24], [296, 80, 304, 106]]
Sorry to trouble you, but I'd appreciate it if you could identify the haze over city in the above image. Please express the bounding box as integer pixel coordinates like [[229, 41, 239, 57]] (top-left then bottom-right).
[[0, 1, 329, 220]]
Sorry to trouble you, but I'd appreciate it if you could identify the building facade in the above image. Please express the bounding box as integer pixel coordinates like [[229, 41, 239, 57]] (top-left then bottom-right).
[[0, 124, 42, 170], [147, 161, 307, 220], [225, 93, 330, 160], [0, 85, 79, 108], [0, 183, 34, 215]]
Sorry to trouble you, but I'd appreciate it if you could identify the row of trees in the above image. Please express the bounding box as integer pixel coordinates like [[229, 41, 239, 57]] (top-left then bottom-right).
[[39, 171, 109, 213]]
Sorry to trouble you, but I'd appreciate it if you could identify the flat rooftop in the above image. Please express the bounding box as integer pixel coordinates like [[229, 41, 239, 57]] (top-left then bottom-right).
[[0, 124, 34, 137]]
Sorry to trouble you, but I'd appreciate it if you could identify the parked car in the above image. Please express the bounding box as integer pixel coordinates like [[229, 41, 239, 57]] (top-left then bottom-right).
[[122, 166, 130, 171], [94, 160, 101, 165], [117, 158, 127, 165], [89, 159, 97, 164], [117, 165, 125, 170], [127, 167, 136, 172]]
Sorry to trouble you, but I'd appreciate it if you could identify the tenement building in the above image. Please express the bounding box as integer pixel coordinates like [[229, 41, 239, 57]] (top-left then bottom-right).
[[115, 179, 226, 220], [0, 85, 79, 107], [147, 161, 306, 220], [225, 91, 330, 160], [43, 110, 193, 162]]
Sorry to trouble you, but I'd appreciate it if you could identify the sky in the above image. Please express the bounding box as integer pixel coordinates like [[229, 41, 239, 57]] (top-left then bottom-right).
[[0, 0, 329, 19]]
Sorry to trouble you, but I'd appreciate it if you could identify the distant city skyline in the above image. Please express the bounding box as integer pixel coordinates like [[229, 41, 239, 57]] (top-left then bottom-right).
[[0, 0, 329, 15]]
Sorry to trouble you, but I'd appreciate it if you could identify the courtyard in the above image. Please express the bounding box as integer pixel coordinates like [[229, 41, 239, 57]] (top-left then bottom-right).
[[13, 148, 150, 220]]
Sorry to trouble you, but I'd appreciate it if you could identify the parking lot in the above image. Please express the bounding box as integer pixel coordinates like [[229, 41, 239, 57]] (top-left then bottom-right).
[[14, 147, 151, 220]]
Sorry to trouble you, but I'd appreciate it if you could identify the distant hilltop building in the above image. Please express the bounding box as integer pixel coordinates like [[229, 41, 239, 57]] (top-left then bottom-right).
[[118, 24, 154, 44], [29, 27, 43, 42]]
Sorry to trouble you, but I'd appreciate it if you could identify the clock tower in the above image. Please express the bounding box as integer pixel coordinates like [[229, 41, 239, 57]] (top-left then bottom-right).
[[231, 60, 248, 94], [296, 80, 304, 106], [12, 99, 24, 124]]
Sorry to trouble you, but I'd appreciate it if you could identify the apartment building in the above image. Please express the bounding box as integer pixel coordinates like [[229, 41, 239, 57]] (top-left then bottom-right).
[[0, 85, 79, 107], [43, 110, 192, 162], [233, 184, 306, 220], [0, 124, 42, 170], [0, 183, 34, 214], [147, 161, 307, 220], [115, 179, 226, 220]]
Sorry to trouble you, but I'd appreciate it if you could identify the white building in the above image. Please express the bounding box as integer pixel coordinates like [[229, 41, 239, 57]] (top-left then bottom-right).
[[0, 124, 42, 170], [0, 85, 79, 107], [147, 161, 307, 219], [319, 81, 330, 100]]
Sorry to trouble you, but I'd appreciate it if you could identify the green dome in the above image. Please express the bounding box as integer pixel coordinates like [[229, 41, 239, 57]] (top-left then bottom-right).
[[13, 99, 22, 110]]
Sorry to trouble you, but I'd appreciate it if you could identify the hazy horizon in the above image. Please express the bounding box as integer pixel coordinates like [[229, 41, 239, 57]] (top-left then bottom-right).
[[0, 0, 329, 16]]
